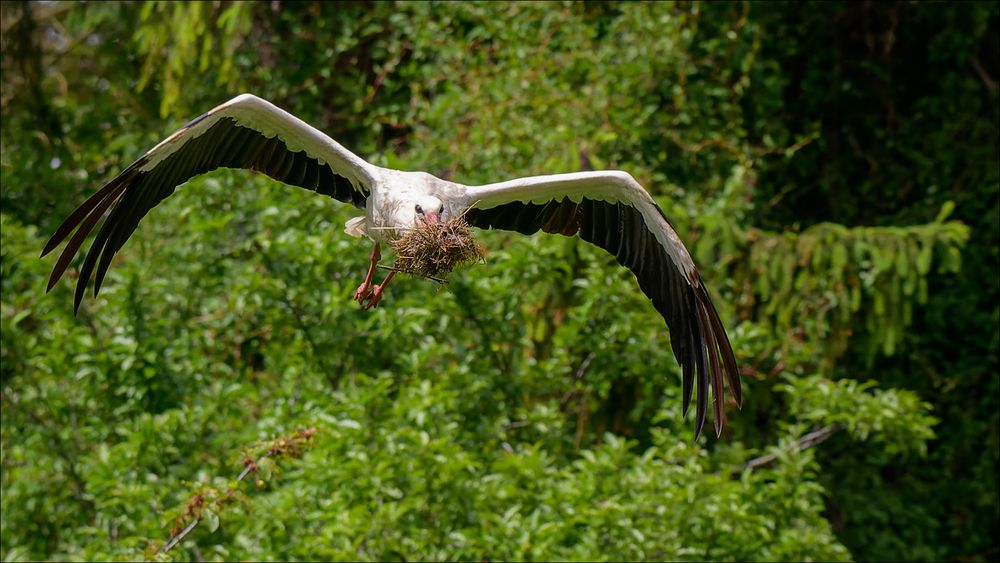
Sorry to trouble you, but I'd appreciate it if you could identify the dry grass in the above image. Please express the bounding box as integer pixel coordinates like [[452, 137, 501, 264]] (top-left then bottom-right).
[[390, 217, 486, 279]]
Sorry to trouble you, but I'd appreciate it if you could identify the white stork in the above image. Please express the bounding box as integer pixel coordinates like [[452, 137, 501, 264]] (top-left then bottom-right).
[[41, 94, 741, 438]]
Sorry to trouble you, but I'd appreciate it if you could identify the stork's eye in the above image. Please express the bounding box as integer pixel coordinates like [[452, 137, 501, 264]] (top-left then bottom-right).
[[415, 204, 424, 214], [438, 204, 445, 214]]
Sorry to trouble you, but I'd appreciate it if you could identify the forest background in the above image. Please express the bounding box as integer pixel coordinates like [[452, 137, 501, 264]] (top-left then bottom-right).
[[1, 1, 997, 561]]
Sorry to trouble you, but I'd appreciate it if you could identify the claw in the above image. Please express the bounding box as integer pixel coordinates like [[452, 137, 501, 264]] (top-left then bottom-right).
[[361, 270, 395, 309], [363, 285, 386, 309], [354, 281, 373, 303]]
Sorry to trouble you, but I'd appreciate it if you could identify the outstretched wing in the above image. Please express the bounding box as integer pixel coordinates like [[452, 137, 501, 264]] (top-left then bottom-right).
[[461, 171, 740, 438], [42, 94, 379, 312]]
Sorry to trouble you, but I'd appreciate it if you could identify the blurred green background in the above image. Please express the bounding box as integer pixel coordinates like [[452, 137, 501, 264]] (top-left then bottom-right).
[[1, 1, 997, 561]]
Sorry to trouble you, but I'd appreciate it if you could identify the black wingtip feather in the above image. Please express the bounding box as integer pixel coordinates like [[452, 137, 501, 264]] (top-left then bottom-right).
[[695, 299, 726, 439], [692, 310, 710, 440], [46, 183, 126, 296], [73, 285, 84, 315], [40, 179, 124, 258], [682, 318, 696, 418], [681, 358, 693, 418], [702, 286, 742, 410]]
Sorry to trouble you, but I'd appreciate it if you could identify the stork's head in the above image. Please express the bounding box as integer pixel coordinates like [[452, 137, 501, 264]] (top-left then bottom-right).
[[413, 195, 445, 226]]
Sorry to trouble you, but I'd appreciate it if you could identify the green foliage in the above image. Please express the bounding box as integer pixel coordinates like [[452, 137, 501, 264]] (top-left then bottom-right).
[[134, 1, 254, 118], [1, 1, 996, 562], [696, 203, 970, 367], [0, 190, 934, 560], [779, 375, 937, 455]]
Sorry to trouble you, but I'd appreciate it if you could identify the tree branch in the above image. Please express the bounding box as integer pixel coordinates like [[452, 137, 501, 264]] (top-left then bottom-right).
[[744, 424, 839, 470], [159, 428, 317, 555], [971, 54, 998, 94]]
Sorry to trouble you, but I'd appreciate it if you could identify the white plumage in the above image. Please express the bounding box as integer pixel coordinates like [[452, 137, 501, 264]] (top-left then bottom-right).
[[42, 94, 741, 438]]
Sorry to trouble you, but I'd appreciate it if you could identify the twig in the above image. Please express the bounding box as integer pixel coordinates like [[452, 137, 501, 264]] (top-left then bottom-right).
[[376, 264, 449, 285], [502, 420, 531, 431], [971, 54, 998, 93], [162, 517, 201, 553], [159, 428, 317, 554], [573, 352, 596, 381], [363, 43, 411, 105], [191, 542, 206, 563], [160, 452, 269, 553], [744, 424, 839, 470], [560, 351, 597, 405]]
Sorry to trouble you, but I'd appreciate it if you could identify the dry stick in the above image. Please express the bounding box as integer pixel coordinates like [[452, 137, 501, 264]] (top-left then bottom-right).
[[376, 263, 449, 285], [159, 428, 317, 554], [161, 518, 200, 553], [160, 452, 271, 553], [744, 424, 839, 471]]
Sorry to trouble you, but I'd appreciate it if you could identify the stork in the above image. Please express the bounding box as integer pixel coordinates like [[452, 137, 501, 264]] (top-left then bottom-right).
[[41, 94, 741, 438]]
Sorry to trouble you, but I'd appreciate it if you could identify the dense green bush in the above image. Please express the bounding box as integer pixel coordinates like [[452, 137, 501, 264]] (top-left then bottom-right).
[[2, 1, 996, 561]]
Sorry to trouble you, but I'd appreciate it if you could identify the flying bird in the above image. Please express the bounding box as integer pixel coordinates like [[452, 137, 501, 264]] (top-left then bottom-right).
[[41, 94, 741, 438]]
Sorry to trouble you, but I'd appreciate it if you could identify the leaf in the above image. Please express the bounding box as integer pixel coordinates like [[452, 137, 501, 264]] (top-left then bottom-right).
[[257, 457, 274, 481], [872, 244, 892, 273], [831, 242, 848, 275], [336, 418, 362, 430], [935, 201, 955, 223], [916, 239, 933, 275], [894, 239, 910, 278], [203, 509, 220, 533], [850, 284, 862, 311]]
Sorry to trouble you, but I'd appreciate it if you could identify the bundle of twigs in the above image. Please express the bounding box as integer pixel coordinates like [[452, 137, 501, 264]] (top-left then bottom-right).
[[390, 217, 485, 279]]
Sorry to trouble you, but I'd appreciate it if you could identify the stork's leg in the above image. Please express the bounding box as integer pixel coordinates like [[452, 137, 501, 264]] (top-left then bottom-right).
[[354, 242, 381, 303], [362, 270, 396, 309]]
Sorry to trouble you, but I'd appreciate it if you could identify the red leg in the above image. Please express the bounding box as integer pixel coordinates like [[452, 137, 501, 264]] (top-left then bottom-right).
[[363, 270, 396, 309], [354, 242, 381, 303]]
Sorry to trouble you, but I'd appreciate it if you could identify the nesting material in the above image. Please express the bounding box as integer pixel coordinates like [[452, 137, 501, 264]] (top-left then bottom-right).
[[391, 217, 485, 279]]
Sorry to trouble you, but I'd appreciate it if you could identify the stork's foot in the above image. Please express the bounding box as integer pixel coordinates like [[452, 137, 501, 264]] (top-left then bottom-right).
[[359, 270, 395, 309], [354, 281, 373, 303], [361, 283, 388, 309], [354, 242, 381, 304]]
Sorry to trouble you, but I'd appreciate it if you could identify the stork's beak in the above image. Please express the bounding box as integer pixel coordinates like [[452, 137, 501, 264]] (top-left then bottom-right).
[[423, 211, 440, 225]]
